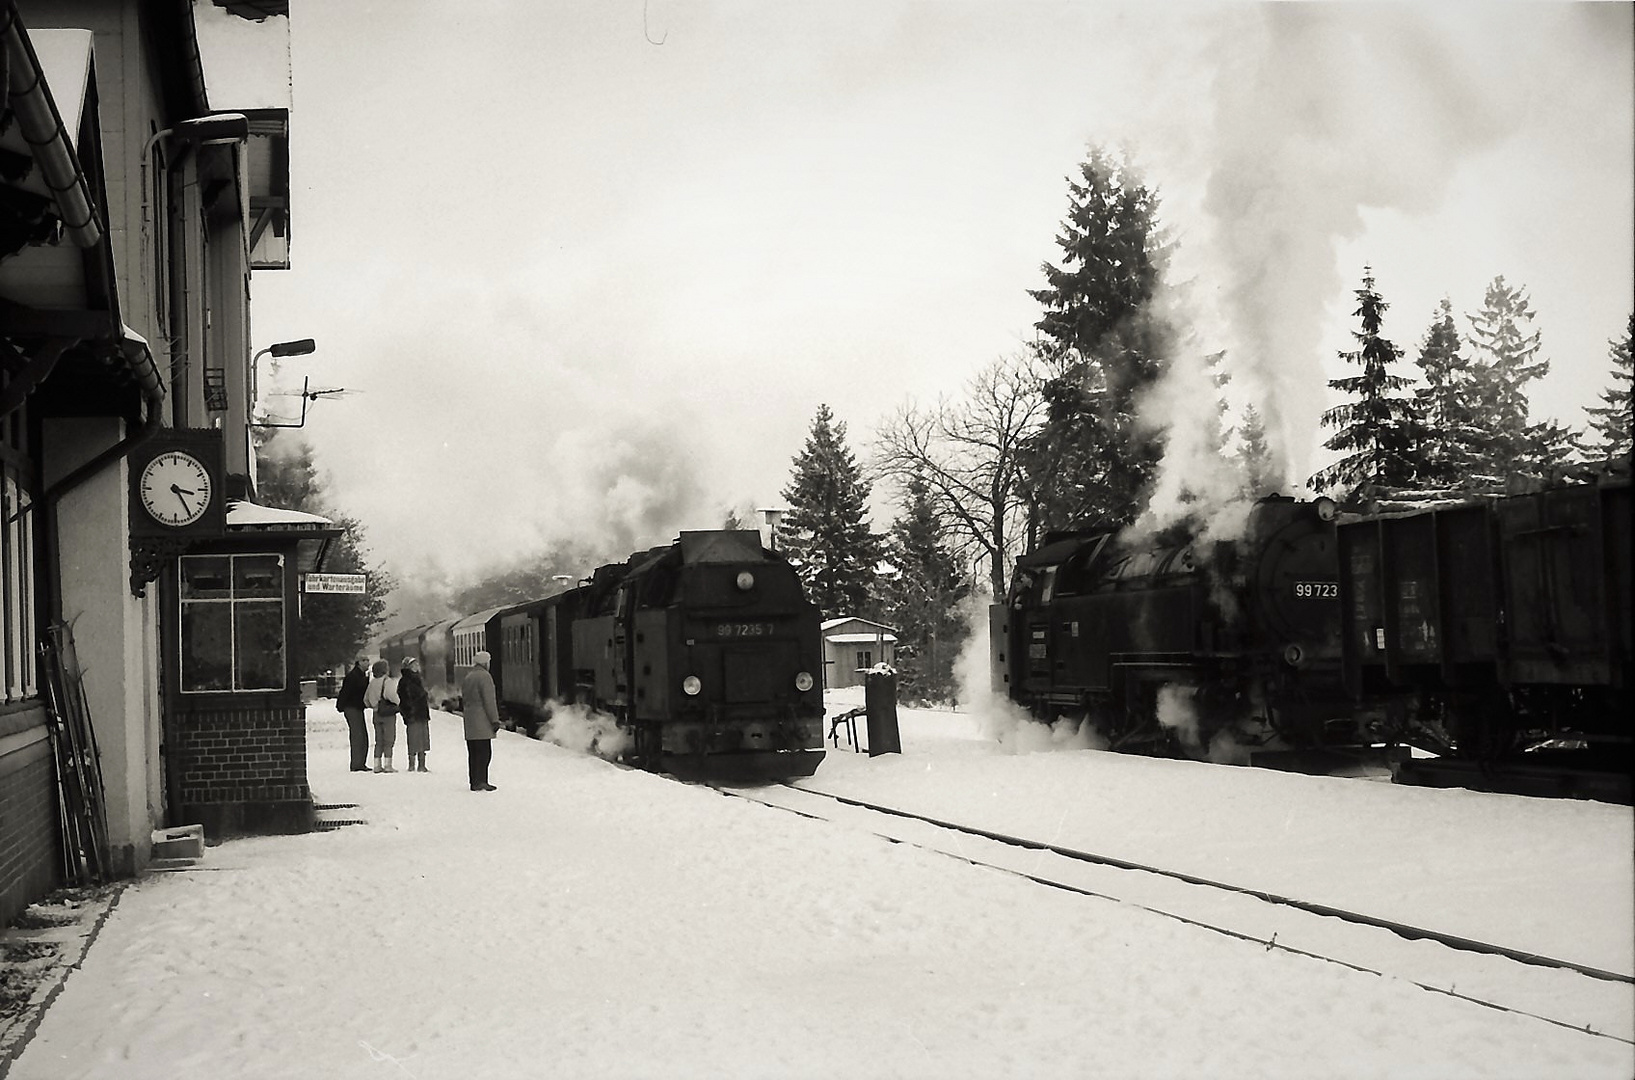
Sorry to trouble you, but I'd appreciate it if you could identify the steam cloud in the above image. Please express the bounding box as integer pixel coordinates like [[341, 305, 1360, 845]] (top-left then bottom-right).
[[1179, 6, 1525, 482], [951, 596, 1105, 754], [539, 699, 631, 762]]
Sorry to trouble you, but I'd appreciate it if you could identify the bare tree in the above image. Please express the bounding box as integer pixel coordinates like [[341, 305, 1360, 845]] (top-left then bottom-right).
[[874, 352, 1046, 597]]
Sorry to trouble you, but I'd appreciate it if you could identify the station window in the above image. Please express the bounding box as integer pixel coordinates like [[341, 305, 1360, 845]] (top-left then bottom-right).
[[179, 554, 285, 692], [855, 650, 872, 671], [0, 409, 38, 702]]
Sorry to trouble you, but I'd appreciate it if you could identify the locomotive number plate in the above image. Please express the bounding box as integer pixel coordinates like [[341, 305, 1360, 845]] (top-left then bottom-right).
[[1294, 581, 1339, 599], [710, 621, 775, 638]]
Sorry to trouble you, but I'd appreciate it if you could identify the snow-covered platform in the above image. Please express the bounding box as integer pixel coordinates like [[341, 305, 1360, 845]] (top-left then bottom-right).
[[5, 696, 1630, 1079]]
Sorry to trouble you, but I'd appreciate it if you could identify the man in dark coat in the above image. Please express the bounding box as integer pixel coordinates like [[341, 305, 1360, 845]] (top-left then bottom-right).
[[336, 659, 371, 771], [461, 651, 501, 792]]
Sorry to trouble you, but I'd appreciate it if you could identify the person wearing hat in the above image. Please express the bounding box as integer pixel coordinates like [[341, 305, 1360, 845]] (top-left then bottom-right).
[[336, 658, 372, 772], [399, 656, 432, 772], [461, 650, 501, 791]]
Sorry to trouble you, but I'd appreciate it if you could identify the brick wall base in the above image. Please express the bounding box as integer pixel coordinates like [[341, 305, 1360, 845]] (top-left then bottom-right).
[[180, 797, 315, 837], [171, 703, 314, 839], [0, 711, 62, 927]]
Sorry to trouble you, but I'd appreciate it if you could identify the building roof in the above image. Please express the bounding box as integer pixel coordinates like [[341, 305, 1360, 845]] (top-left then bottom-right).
[[825, 632, 899, 644], [0, 16, 165, 423], [819, 616, 899, 634], [225, 499, 332, 528], [225, 499, 340, 573]]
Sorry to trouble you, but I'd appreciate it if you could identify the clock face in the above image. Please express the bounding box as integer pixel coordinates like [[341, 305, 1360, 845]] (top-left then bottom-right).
[[139, 451, 213, 527]]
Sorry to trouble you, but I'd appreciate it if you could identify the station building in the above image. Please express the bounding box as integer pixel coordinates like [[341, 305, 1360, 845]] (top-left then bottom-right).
[[820, 617, 898, 689], [0, 0, 330, 926]]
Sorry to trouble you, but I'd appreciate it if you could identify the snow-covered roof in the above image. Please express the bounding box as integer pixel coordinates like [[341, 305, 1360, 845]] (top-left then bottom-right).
[[225, 500, 333, 529], [820, 616, 898, 634], [826, 632, 899, 644]]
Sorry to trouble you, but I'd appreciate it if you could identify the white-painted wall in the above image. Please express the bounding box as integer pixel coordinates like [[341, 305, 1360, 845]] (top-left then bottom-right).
[[44, 416, 162, 877]]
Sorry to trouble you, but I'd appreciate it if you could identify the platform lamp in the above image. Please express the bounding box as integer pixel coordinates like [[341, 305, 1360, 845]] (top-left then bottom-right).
[[250, 337, 316, 418]]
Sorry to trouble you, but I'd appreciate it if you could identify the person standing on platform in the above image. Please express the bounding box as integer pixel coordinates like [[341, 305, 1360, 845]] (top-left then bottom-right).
[[399, 656, 432, 773], [461, 650, 500, 792], [364, 659, 401, 773], [336, 658, 371, 772]]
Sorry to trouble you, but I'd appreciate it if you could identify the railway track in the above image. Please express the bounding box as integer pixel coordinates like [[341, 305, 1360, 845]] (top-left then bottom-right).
[[712, 780, 1634, 1047]]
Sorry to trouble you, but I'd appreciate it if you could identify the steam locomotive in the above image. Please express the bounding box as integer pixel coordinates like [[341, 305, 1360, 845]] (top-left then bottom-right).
[[382, 530, 827, 779], [990, 467, 1631, 795], [989, 496, 1369, 760]]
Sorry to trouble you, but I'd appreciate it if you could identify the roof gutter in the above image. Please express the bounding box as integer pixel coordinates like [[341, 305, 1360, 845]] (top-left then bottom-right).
[[1, 1, 101, 248]]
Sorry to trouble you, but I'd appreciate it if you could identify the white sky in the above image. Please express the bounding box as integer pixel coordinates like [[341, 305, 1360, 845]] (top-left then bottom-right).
[[10, 689, 1632, 1077], [197, 2, 1634, 586]]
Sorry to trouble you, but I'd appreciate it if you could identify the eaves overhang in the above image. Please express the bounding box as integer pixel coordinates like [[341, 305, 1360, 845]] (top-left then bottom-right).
[[1, 7, 99, 251], [0, 8, 163, 422]]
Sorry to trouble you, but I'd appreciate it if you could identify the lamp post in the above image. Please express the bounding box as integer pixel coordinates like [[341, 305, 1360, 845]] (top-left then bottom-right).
[[250, 338, 316, 427]]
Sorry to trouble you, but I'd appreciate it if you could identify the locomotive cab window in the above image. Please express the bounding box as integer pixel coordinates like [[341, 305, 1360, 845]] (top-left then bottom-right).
[[640, 566, 677, 607]]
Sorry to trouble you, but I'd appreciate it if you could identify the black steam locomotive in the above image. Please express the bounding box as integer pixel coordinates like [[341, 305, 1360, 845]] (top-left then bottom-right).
[[990, 496, 1367, 760], [382, 530, 827, 779], [990, 467, 1632, 796]]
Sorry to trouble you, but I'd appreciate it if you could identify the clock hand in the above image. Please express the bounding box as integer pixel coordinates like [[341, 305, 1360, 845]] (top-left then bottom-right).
[[170, 483, 196, 496]]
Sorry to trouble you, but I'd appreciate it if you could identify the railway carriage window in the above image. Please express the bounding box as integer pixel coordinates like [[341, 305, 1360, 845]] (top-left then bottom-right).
[[179, 554, 286, 692], [1039, 569, 1057, 604]]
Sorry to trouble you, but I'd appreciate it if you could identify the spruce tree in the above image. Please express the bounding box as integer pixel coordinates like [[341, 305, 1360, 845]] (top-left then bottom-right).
[[1310, 268, 1424, 497], [879, 474, 970, 702], [1583, 314, 1634, 459], [781, 404, 879, 618], [1022, 146, 1170, 537], [254, 435, 394, 674], [1412, 298, 1482, 488], [1464, 276, 1555, 481], [1235, 404, 1281, 498]]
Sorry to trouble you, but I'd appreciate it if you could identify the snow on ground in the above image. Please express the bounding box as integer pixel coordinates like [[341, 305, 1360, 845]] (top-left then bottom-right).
[[8, 694, 1632, 1079]]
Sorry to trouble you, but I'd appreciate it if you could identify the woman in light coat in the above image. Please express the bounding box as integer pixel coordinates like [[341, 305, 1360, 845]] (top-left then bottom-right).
[[363, 659, 401, 773]]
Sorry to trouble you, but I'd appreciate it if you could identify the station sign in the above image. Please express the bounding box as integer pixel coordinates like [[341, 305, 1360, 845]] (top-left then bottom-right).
[[304, 573, 367, 594]]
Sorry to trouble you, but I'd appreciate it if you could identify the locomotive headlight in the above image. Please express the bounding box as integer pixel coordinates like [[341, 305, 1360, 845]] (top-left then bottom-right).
[[735, 571, 755, 591], [1315, 497, 1338, 522], [795, 671, 815, 692], [682, 675, 702, 696]]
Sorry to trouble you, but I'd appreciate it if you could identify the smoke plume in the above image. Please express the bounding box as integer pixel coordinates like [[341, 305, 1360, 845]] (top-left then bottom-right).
[[1181, 6, 1524, 481], [951, 595, 1105, 753]]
